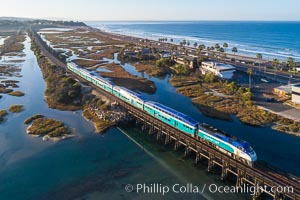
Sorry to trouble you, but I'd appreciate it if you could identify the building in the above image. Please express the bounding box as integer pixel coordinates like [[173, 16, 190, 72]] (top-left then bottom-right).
[[292, 84, 300, 104], [173, 56, 197, 69], [159, 51, 171, 58], [200, 61, 236, 79], [273, 85, 292, 97]]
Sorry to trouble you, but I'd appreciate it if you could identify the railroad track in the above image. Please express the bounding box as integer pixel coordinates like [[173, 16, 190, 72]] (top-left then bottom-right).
[[29, 29, 300, 199]]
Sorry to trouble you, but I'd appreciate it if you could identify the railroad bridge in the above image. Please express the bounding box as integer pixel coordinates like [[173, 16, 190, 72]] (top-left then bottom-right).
[[93, 85, 300, 200], [30, 29, 300, 200]]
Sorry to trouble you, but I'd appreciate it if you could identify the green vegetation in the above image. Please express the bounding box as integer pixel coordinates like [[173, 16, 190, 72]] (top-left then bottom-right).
[[170, 76, 199, 87], [232, 47, 238, 54], [9, 104, 23, 113], [203, 73, 219, 83], [175, 64, 188, 75], [156, 58, 174, 68], [0, 110, 8, 122], [99, 63, 156, 94], [30, 38, 82, 111], [287, 57, 295, 71], [82, 95, 115, 133], [0, 88, 13, 93], [273, 118, 300, 135], [133, 63, 168, 76], [24, 114, 44, 124], [27, 118, 70, 137], [8, 91, 24, 96], [171, 74, 279, 126], [3, 33, 26, 53]]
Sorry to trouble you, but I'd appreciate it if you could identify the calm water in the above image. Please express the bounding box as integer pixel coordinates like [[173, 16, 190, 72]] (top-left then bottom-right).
[[103, 53, 300, 177], [1, 34, 299, 200], [0, 36, 246, 200], [87, 21, 300, 61]]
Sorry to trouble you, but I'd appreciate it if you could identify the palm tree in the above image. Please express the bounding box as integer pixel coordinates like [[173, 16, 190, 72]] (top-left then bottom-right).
[[223, 42, 228, 48], [287, 57, 295, 84], [171, 45, 177, 56], [170, 38, 174, 42], [287, 57, 295, 72], [197, 44, 205, 56], [223, 43, 229, 55], [232, 47, 238, 65], [256, 53, 263, 74], [215, 43, 220, 49], [232, 47, 238, 54], [272, 58, 280, 81], [193, 42, 198, 48], [247, 68, 253, 89], [219, 47, 224, 53]]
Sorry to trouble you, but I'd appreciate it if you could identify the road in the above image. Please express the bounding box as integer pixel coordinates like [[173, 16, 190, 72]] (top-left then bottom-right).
[[30, 27, 300, 199]]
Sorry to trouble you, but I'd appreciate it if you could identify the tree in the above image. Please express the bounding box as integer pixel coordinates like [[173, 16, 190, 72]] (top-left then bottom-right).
[[219, 47, 224, 53], [170, 38, 174, 42], [223, 43, 228, 48], [287, 57, 295, 84], [232, 47, 238, 64], [199, 44, 205, 50], [232, 47, 238, 54], [182, 40, 187, 46], [197, 44, 205, 56], [256, 53, 263, 73], [171, 45, 177, 55], [187, 41, 190, 46], [272, 58, 280, 80], [287, 57, 295, 72], [247, 68, 253, 89], [193, 42, 198, 48], [176, 64, 188, 75], [215, 43, 220, 49], [204, 73, 218, 83]]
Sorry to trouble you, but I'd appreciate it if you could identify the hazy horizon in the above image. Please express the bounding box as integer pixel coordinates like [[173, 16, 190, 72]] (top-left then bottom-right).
[[1, 0, 300, 21]]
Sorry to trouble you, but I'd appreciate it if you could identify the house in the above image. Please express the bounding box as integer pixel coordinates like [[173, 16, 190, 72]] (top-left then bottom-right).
[[123, 51, 137, 57], [159, 51, 171, 58], [273, 85, 292, 97], [141, 48, 150, 55], [173, 56, 197, 69], [200, 61, 236, 79], [292, 84, 300, 104]]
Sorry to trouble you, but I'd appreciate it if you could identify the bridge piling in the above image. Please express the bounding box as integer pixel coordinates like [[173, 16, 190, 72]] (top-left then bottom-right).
[[221, 161, 229, 181], [207, 154, 215, 172]]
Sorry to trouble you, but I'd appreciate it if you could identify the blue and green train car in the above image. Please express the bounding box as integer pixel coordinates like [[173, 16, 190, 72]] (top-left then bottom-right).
[[143, 101, 198, 135], [113, 86, 145, 110]]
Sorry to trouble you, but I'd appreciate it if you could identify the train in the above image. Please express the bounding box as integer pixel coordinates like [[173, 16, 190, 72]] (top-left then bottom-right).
[[67, 62, 257, 166]]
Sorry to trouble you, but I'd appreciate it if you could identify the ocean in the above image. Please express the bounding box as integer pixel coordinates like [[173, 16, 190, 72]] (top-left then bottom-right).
[[87, 21, 300, 61]]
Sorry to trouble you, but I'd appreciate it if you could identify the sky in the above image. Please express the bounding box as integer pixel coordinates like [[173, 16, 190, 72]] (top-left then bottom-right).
[[1, 0, 300, 21]]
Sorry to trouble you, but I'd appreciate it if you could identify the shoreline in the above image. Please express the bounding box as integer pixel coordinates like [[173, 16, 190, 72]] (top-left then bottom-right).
[[34, 25, 300, 137], [26, 123, 77, 141], [88, 23, 300, 62]]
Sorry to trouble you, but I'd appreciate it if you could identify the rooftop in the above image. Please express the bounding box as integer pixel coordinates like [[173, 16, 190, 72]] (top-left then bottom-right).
[[202, 61, 235, 71], [275, 85, 292, 93]]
